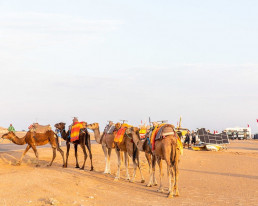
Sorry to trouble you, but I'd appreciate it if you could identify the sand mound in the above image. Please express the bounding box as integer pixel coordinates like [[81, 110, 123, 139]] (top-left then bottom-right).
[[0, 126, 8, 133]]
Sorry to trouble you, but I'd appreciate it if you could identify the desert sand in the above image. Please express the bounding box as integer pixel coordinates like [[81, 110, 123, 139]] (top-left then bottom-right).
[[0, 139, 258, 206]]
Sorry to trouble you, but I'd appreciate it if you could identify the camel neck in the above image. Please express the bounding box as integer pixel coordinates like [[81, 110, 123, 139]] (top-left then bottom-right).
[[93, 128, 101, 144], [11, 134, 26, 145], [132, 131, 140, 144], [61, 129, 68, 140]]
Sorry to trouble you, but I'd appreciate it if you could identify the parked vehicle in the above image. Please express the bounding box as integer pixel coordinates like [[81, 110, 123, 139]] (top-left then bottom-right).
[[224, 128, 251, 140]]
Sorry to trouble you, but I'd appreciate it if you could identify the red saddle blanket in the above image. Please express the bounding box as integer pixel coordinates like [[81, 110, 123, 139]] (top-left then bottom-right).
[[114, 127, 127, 143], [70, 122, 84, 142]]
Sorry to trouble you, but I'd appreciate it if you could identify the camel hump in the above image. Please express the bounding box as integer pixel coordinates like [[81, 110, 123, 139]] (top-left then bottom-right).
[[155, 124, 176, 141], [29, 123, 52, 133]]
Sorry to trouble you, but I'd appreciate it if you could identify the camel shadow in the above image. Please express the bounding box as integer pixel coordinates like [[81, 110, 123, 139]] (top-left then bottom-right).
[[48, 165, 168, 197], [0, 151, 64, 167], [182, 169, 258, 180]]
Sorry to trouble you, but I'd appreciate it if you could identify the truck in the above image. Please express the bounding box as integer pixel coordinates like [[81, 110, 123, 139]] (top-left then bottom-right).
[[224, 127, 251, 140]]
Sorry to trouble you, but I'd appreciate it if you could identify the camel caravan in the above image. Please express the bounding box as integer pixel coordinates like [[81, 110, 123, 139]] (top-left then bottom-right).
[[1, 118, 182, 198]]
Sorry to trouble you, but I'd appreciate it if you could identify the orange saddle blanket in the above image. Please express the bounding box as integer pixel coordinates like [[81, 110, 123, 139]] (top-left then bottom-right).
[[70, 122, 84, 142]]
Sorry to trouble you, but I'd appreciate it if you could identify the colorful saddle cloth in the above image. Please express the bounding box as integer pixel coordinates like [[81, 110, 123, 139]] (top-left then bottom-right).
[[150, 123, 166, 150], [114, 123, 132, 143], [114, 127, 126, 143], [139, 128, 147, 139], [70, 122, 84, 142]]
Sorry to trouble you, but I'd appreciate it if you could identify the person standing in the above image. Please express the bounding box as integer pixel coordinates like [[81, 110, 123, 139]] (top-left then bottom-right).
[[191, 130, 196, 145], [55, 128, 62, 147], [8, 124, 15, 132], [184, 130, 191, 148]]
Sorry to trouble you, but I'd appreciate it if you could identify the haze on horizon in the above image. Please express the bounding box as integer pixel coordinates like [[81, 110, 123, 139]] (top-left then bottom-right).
[[0, 0, 257, 132]]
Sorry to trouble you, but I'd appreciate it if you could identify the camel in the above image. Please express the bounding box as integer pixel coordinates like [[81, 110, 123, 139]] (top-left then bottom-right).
[[1, 131, 65, 167], [87, 122, 117, 174], [114, 125, 145, 183], [87, 123, 145, 183], [130, 125, 180, 198], [54, 122, 93, 171], [128, 128, 157, 186]]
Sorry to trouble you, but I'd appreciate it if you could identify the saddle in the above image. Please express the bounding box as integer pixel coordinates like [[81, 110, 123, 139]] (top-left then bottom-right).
[[104, 125, 116, 134], [29, 123, 51, 133], [114, 123, 132, 144], [149, 124, 176, 150]]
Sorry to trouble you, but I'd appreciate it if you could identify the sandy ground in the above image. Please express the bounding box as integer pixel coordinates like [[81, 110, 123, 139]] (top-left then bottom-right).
[[0, 140, 258, 206]]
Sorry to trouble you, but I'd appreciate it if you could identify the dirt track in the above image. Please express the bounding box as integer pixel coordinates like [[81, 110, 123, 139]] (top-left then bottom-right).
[[0, 140, 258, 206]]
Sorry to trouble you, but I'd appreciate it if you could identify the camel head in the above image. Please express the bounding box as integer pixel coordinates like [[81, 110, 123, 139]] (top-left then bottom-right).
[[127, 127, 139, 135], [1, 132, 15, 140], [87, 123, 99, 130], [54, 122, 66, 130], [115, 123, 121, 130], [82, 121, 87, 128]]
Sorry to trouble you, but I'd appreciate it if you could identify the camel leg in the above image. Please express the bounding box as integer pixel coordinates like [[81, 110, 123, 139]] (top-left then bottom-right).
[[138, 151, 145, 183], [147, 155, 156, 187], [167, 161, 174, 198], [57, 145, 65, 167], [132, 150, 145, 183], [80, 144, 87, 170], [86, 137, 93, 171], [157, 158, 164, 193], [153, 158, 158, 186], [102, 146, 109, 174], [74, 144, 79, 168], [174, 151, 180, 196], [48, 147, 57, 167], [114, 149, 121, 180], [17, 145, 31, 165], [31, 145, 40, 167], [55, 136, 65, 167], [107, 148, 112, 174], [145, 152, 152, 174], [65, 142, 70, 168], [124, 152, 130, 181]]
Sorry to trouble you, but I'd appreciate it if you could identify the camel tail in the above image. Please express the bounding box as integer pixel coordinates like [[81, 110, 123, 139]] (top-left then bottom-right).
[[170, 143, 177, 166]]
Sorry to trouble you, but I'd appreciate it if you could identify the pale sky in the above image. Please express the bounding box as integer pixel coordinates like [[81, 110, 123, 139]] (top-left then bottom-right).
[[0, 0, 257, 132]]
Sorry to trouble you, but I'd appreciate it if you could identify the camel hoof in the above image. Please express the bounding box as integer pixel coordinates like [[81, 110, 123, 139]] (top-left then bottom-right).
[[16, 162, 21, 166], [146, 184, 152, 187], [141, 180, 145, 183], [75, 166, 80, 168], [175, 192, 180, 197], [80, 167, 84, 170], [90, 167, 94, 171], [129, 180, 134, 183], [114, 177, 119, 182], [153, 183, 158, 186], [157, 189, 164, 193], [47, 164, 51, 167], [167, 193, 173, 198], [36, 164, 40, 167]]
